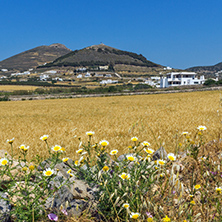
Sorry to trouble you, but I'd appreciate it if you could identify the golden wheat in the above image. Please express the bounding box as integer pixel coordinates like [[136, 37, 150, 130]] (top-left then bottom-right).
[[0, 90, 221, 161], [0, 85, 39, 92]]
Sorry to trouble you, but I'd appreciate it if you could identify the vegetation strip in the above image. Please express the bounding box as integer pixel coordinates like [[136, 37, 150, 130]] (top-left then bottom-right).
[[5, 86, 222, 101]]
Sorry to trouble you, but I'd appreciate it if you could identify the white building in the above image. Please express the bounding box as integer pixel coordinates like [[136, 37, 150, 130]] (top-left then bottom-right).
[[53, 77, 63, 81], [160, 77, 168, 88], [163, 66, 172, 70], [77, 74, 83, 78], [95, 74, 103, 77], [99, 65, 109, 70], [23, 71, 31, 75], [84, 72, 91, 77], [77, 67, 87, 72], [151, 76, 160, 81], [44, 70, 57, 74], [100, 79, 118, 84], [160, 72, 205, 88], [40, 74, 49, 81], [144, 80, 156, 86]]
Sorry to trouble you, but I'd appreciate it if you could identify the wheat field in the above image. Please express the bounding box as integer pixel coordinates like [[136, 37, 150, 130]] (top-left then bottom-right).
[[0, 85, 39, 92], [0, 90, 221, 161]]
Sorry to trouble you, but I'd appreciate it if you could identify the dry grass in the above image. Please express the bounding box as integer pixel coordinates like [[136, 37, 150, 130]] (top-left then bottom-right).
[[0, 85, 39, 92], [0, 90, 221, 161]]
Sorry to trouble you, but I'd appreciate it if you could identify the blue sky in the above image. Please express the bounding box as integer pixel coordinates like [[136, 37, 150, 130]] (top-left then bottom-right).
[[0, 0, 222, 69]]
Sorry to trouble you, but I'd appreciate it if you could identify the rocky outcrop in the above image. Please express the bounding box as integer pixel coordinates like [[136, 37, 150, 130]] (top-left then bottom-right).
[[0, 192, 11, 222], [152, 146, 168, 160]]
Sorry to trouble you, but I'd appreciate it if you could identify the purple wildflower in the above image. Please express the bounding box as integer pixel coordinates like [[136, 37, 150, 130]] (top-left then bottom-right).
[[146, 212, 153, 218], [61, 209, 68, 215], [48, 213, 58, 221]]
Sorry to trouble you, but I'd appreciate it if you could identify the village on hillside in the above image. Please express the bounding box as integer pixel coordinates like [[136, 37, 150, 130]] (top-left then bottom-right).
[[0, 65, 217, 89], [0, 43, 221, 91]]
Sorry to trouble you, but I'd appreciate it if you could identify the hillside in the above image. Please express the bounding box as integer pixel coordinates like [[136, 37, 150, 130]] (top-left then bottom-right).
[[40, 43, 162, 73], [186, 62, 222, 75], [0, 43, 71, 72]]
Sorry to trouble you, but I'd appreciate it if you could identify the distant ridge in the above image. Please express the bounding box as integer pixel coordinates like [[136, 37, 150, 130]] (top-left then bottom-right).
[[0, 43, 71, 72], [41, 43, 162, 72], [186, 62, 222, 75]]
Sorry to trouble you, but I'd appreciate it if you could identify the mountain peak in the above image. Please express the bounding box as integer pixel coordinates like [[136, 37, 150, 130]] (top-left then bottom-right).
[[49, 43, 71, 51], [0, 43, 71, 71], [86, 43, 116, 50], [44, 44, 162, 73]]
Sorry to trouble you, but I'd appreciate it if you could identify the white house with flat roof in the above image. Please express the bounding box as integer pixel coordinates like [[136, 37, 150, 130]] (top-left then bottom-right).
[[160, 72, 205, 88]]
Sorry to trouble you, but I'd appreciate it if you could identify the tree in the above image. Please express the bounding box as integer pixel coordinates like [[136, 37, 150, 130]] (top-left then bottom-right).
[[204, 79, 216, 86]]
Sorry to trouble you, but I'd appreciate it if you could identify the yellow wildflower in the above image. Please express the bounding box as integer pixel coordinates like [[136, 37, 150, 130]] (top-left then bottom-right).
[[167, 153, 176, 161], [60, 147, 66, 152], [6, 138, 14, 144], [86, 131, 95, 136], [62, 157, 69, 162], [29, 165, 35, 171], [110, 150, 118, 155], [126, 154, 135, 161], [99, 140, 109, 147], [40, 135, 49, 141], [102, 166, 109, 172], [74, 160, 79, 166], [122, 203, 130, 209], [144, 148, 154, 154], [215, 187, 222, 194], [130, 212, 140, 219], [51, 145, 61, 152], [157, 159, 166, 166], [119, 172, 130, 180], [194, 184, 201, 190], [142, 141, 150, 146], [0, 158, 8, 166], [190, 200, 195, 205], [22, 167, 28, 171], [131, 137, 138, 142], [162, 215, 171, 222], [67, 169, 72, 174], [197, 125, 207, 131], [43, 168, 54, 176], [92, 144, 97, 148], [76, 149, 83, 154], [19, 144, 29, 151]]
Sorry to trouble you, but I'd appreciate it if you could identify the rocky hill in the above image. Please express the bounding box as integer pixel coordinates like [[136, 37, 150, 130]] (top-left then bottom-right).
[[40, 43, 162, 73], [186, 62, 222, 75], [0, 43, 71, 72]]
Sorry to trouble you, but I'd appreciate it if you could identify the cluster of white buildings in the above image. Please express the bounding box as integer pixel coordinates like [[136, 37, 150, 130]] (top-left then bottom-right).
[[100, 79, 118, 84]]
